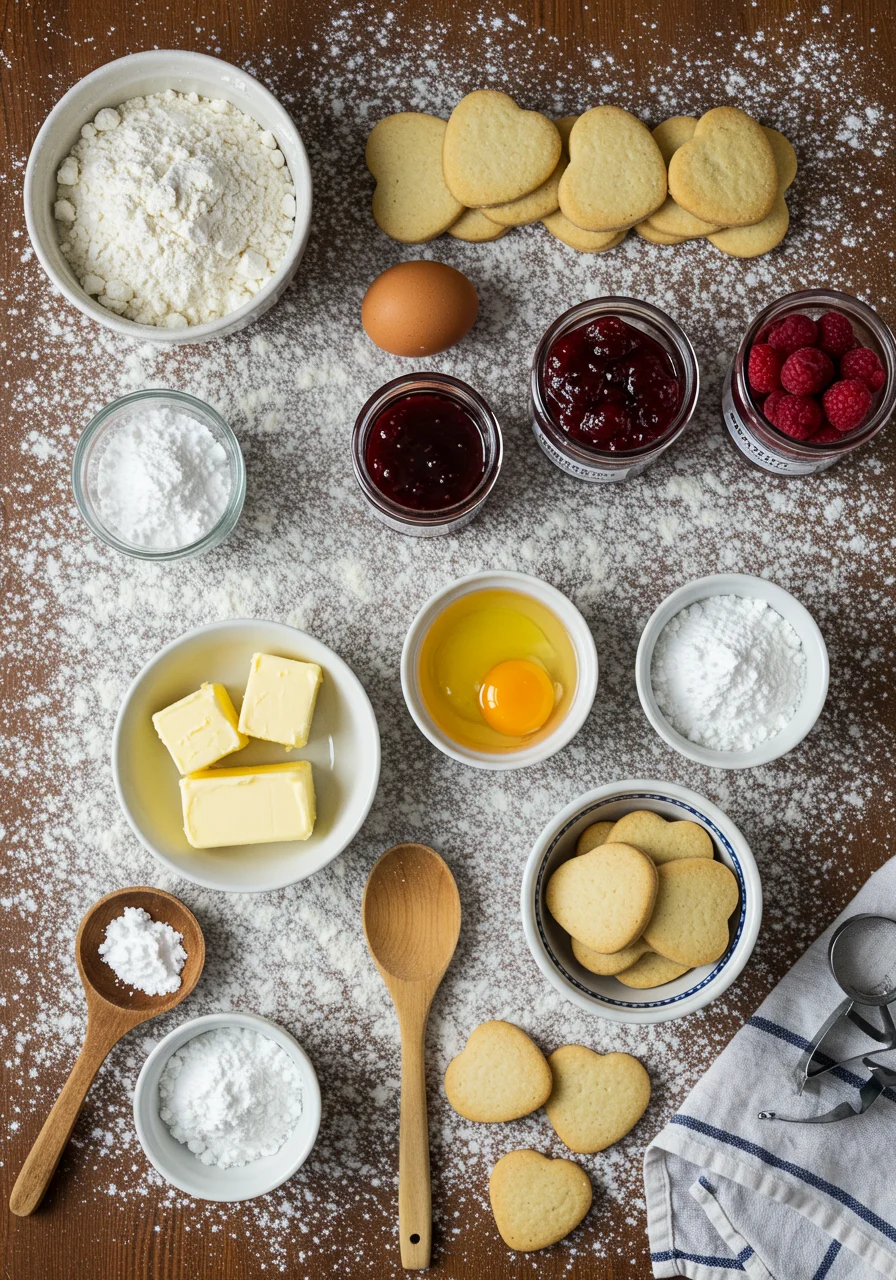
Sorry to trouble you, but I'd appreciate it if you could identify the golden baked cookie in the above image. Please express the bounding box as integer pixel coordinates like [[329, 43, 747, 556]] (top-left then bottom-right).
[[575, 820, 615, 856], [489, 1150, 592, 1251], [542, 215, 626, 253], [442, 90, 561, 207], [646, 116, 723, 238], [616, 951, 691, 988], [708, 127, 796, 258], [444, 1021, 552, 1122], [446, 208, 509, 242], [607, 810, 714, 865], [366, 113, 464, 243], [668, 106, 777, 227], [546, 843, 658, 953], [571, 934, 652, 976], [482, 114, 577, 227], [558, 106, 666, 232], [642, 858, 740, 967], [544, 1046, 651, 1152], [635, 221, 688, 245]]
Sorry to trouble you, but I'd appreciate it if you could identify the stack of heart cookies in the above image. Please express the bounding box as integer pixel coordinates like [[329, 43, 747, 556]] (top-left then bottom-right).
[[366, 92, 796, 258], [444, 1020, 651, 1251], [546, 811, 740, 987]]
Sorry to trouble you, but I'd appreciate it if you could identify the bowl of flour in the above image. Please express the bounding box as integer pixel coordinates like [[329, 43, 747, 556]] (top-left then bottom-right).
[[24, 50, 312, 344], [134, 1012, 321, 1201], [636, 573, 829, 769]]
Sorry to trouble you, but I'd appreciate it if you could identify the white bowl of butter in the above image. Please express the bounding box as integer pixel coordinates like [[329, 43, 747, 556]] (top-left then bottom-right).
[[113, 620, 381, 892]]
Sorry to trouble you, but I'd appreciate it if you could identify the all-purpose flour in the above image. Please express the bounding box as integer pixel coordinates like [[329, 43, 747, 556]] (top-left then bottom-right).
[[158, 1027, 304, 1168], [55, 90, 296, 327], [98, 907, 186, 996], [650, 595, 807, 751]]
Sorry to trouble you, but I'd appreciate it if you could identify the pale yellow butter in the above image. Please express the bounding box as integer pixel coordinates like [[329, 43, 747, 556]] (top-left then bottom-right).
[[152, 682, 248, 775], [180, 761, 316, 849], [238, 652, 323, 749]]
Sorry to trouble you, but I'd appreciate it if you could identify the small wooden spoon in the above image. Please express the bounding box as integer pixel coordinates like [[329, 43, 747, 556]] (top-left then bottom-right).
[[362, 843, 461, 1271], [10, 886, 205, 1217]]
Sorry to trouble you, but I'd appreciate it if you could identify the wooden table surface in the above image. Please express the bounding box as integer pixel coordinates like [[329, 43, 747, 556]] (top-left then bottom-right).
[[2, 2, 895, 1278]]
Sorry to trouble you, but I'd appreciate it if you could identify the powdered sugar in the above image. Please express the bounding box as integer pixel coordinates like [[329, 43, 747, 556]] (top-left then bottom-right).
[[2, 5, 895, 1275], [98, 906, 186, 996]]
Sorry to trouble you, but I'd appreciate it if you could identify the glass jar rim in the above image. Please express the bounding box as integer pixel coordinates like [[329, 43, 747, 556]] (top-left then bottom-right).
[[734, 288, 896, 456], [352, 372, 503, 528], [530, 295, 701, 465], [71, 389, 246, 562]]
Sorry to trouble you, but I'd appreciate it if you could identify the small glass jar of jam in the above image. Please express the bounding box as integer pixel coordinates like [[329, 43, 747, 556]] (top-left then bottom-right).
[[723, 288, 896, 476], [352, 373, 503, 536], [529, 297, 699, 482]]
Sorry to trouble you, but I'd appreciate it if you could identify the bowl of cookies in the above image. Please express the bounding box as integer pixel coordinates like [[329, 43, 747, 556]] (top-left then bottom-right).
[[520, 780, 762, 1023]]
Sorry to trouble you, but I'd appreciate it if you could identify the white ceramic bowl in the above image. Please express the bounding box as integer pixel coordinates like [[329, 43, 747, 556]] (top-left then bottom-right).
[[521, 780, 762, 1023], [112, 619, 380, 892], [24, 50, 312, 345], [400, 570, 598, 771], [133, 1012, 321, 1202], [636, 573, 829, 769]]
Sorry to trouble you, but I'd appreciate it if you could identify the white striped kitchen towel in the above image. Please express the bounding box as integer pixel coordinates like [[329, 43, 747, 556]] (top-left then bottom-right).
[[645, 855, 896, 1280]]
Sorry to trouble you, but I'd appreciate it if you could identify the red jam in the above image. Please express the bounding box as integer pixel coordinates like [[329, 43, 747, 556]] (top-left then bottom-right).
[[543, 315, 683, 452], [365, 393, 486, 511]]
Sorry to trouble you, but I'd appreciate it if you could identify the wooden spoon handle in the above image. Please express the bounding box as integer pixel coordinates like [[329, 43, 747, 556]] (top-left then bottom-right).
[[10, 1018, 124, 1216], [398, 1022, 431, 1269]]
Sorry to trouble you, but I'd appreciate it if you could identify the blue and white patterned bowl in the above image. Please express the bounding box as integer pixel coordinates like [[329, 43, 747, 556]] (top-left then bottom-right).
[[521, 780, 762, 1024]]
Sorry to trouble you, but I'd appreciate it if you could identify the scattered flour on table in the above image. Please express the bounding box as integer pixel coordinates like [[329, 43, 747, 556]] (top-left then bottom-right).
[[158, 1026, 304, 1168], [1, 4, 895, 1275], [98, 907, 186, 996]]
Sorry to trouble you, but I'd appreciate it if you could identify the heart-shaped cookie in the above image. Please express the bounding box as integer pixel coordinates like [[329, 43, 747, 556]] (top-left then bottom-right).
[[668, 106, 777, 227], [646, 116, 722, 238], [544, 1046, 651, 1152], [708, 127, 796, 259], [447, 208, 508, 242], [642, 858, 740, 967], [366, 113, 464, 243], [558, 105, 666, 232], [571, 934, 651, 976], [607, 810, 713, 865], [575, 820, 614, 856], [444, 1021, 552, 1122], [616, 951, 690, 988], [546, 843, 658, 953], [542, 215, 626, 253], [635, 221, 687, 245], [489, 1149, 592, 1251], [443, 90, 561, 207], [483, 116, 576, 228]]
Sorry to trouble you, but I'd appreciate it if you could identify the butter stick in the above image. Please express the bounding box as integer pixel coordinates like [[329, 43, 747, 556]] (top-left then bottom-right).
[[152, 682, 248, 774], [180, 762, 316, 849], [238, 652, 322, 749]]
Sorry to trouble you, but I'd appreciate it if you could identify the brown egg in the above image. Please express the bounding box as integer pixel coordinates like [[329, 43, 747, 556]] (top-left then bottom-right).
[[361, 261, 479, 357]]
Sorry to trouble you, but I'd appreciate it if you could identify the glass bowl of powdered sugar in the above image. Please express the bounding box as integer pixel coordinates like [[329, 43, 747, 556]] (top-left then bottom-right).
[[72, 389, 246, 561], [636, 573, 829, 769]]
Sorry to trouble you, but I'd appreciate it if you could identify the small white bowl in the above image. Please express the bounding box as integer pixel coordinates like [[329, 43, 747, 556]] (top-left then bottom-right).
[[636, 573, 829, 770], [400, 570, 598, 771], [521, 780, 762, 1024], [133, 1012, 321, 1202], [24, 50, 312, 345], [112, 619, 380, 892]]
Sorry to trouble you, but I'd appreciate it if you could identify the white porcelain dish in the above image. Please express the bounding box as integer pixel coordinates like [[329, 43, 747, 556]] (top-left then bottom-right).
[[400, 570, 598, 771], [24, 50, 312, 345], [635, 573, 829, 769], [521, 780, 762, 1024], [112, 619, 380, 892], [133, 1012, 321, 1202]]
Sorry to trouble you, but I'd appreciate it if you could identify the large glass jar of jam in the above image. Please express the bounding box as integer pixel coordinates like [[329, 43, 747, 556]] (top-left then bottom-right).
[[352, 373, 503, 537], [723, 288, 896, 476], [529, 297, 700, 482]]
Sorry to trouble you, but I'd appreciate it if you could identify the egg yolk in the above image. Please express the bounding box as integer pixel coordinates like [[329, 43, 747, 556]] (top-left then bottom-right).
[[479, 659, 556, 737]]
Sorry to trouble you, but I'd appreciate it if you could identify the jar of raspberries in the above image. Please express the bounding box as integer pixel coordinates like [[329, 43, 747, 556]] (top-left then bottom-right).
[[723, 288, 896, 476]]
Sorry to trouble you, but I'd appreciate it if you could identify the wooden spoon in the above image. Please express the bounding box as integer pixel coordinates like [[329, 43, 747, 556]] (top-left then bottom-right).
[[362, 843, 461, 1271], [9, 886, 205, 1217]]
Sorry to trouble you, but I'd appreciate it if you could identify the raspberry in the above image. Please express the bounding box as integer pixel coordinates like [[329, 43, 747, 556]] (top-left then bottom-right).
[[810, 424, 842, 444], [840, 346, 886, 393], [767, 313, 819, 354], [761, 390, 786, 424], [822, 378, 872, 433], [818, 310, 856, 358], [780, 346, 834, 395], [774, 394, 823, 440], [748, 343, 783, 394]]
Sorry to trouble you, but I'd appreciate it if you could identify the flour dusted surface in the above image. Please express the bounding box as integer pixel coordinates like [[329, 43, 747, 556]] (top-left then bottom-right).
[[55, 90, 296, 327], [3, 3, 896, 1277]]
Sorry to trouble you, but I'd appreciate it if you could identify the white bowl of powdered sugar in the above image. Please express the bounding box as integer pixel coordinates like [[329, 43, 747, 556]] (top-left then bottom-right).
[[134, 1012, 321, 1201], [24, 50, 311, 344], [636, 573, 829, 769]]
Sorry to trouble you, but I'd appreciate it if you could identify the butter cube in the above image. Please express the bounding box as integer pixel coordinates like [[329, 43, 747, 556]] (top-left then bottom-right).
[[238, 652, 322, 748], [180, 762, 316, 849], [152, 683, 248, 774]]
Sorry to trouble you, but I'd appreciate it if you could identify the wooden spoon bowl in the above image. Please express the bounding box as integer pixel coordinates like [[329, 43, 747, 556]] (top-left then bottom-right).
[[10, 885, 204, 1217]]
